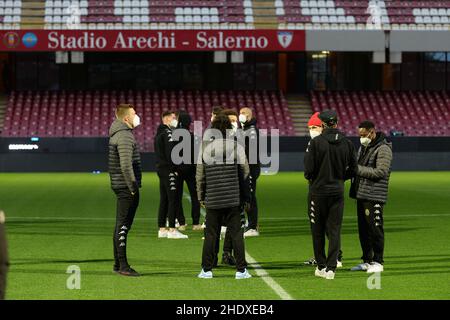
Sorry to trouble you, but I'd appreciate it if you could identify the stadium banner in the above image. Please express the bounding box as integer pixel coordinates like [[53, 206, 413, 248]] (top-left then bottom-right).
[[0, 30, 305, 52]]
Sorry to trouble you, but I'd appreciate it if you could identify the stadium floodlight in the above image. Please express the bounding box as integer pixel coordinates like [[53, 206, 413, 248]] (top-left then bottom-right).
[[372, 51, 385, 63], [214, 51, 227, 63], [71, 51, 84, 64], [55, 51, 69, 64], [231, 51, 244, 63], [390, 51, 402, 64]]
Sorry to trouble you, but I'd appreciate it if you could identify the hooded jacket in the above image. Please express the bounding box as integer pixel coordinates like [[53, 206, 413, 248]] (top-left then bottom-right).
[[350, 132, 393, 204], [304, 128, 357, 196], [108, 119, 142, 193]]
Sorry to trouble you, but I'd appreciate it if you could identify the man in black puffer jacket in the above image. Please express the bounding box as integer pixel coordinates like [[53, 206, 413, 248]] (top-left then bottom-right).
[[304, 109, 357, 280], [350, 121, 393, 274], [108, 104, 142, 277], [196, 113, 252, 279]]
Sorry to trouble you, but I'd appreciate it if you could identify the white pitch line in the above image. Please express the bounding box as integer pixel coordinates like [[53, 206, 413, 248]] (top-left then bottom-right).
[[6, 212, 450, 221], [183, 192, 294, 300], [245, 252, 294, 300]]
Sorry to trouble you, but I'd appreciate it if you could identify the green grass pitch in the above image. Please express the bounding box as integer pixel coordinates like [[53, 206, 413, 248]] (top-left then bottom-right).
[[0, 172, 449, 300]]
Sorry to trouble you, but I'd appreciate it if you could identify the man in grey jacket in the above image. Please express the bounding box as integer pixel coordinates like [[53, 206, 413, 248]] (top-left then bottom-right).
[[108, 104, 142, 277], [196, 113, 252, 279], [0, 210, 8, 300], [350, 121, 393, 274]]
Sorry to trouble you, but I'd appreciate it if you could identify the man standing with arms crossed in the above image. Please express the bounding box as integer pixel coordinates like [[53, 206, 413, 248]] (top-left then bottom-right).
[[109, 104, 142, 277], [304, 110, 357, 280], [350, 121, 393, 273]]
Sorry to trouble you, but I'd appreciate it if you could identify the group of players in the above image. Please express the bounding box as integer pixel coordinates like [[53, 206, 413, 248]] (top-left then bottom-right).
[[108, 104, 392, 280]]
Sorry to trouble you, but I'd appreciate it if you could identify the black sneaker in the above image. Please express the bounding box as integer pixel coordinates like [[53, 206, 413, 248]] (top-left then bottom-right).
[[118, 267, 140, 277], [222, 252, 236, 266]]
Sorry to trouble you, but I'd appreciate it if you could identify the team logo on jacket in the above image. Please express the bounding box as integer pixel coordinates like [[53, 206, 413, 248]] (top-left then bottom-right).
[[277, 31, 293, 48]]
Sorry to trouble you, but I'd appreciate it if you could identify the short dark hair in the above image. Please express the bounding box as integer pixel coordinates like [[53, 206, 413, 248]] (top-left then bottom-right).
[[211, 113, 232, 136], [212, 106, 223, 116], [359, 121, 375, 130], [161, 110, 174, 120], [222, 109, 238, 117], [115, 104, 134, 119]]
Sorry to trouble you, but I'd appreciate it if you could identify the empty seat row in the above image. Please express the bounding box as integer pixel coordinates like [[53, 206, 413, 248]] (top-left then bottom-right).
[[1, 90, 294, 151]]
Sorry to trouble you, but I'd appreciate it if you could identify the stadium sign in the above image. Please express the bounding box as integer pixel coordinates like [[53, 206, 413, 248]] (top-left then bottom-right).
[[0, 30, 305, 51]]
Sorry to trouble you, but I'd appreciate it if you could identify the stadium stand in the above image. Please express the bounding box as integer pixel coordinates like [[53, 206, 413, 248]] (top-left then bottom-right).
[[1, 90, 294, 151], [1, 0, 450, 30], [311, 90, 450, 136]]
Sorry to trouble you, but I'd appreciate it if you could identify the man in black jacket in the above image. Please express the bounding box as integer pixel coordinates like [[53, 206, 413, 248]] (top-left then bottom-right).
[[0, 210, 8, 299], [304, 109, 357, 280], [350, 121, 393, 273], [239, 107, 261, 238], [108, 104, 142, 276], [174, 110, 202, 231], [155, 111, 188, 240]]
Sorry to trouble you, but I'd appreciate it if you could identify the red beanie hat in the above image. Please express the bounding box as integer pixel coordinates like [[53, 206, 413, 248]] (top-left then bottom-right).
[[308, 112, 322, 127]]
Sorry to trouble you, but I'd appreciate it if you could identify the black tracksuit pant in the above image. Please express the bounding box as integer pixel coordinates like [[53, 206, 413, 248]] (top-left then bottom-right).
[[357, 200, 385, 264], [307, 192, 343, 262], [0, 220, 8, 300], [202, 206, 247, 272], [246, 166, 260, 230], [309, 193, 344, 272], [176, 168, 201, 226], [113, 189, 139, 270], [157, 169, 181, 228]]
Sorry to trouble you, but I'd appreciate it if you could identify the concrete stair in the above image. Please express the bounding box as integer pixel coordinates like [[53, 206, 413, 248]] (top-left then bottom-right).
[[252, 0, 279, 29], [20, 0, 46, 29], [287, 94, 313, 136], [0, 94, 7, 134]]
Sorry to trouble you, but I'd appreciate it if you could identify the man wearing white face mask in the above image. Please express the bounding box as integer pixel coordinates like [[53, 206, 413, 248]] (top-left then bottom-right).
[[108, 104, 142, 276], [155, 111, 188, 240], [350, 121, 392, 274]]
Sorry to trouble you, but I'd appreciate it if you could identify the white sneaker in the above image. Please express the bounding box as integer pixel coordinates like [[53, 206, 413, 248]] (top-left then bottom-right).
[[175, 219, 180, 228], [158, 229, 168, 238], [244, 229, 260, 238], [337, 260, 343, 268], [198, 269, 213, 279], [350, 262, 371, 271], [314, 267, 326, 278], [325, 270, 335, 280], [235, 269, 252, 279], [366, 262, 384, 273], [178, 224, 187, 231], [201, 222, 206, 229], [167, 229, 188, 239], [192, 224, 203, 231]]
